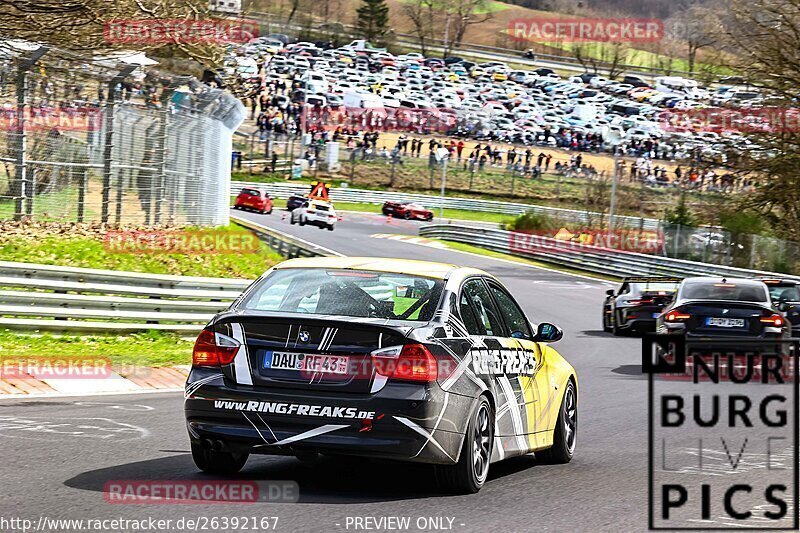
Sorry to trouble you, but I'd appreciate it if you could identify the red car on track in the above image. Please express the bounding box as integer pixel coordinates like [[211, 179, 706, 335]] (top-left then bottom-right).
[[233, 188, 273, 214], [382, 201, 434, 221]]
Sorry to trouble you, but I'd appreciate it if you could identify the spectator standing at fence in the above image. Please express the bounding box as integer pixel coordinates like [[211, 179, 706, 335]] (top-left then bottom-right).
[[457, 140, 464, 160]]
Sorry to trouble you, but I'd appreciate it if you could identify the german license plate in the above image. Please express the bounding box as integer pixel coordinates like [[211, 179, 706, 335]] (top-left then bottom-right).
[[263, 351, 349, 374], [706, 317, 745, 328]]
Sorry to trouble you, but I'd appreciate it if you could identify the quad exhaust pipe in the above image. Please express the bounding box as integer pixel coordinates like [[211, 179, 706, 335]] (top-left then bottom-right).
[[202, 438, 225, 451]]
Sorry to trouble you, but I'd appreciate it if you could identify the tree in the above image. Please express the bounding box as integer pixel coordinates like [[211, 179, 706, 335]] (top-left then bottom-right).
[[441, 0, 493, 57], [356, 0, 390, 44], [665, 1, 721, 74], [0, 0, 236, 68], [664, 188, 698, 227], [403, 0, 437, 56], [710, 0, 800, 239]]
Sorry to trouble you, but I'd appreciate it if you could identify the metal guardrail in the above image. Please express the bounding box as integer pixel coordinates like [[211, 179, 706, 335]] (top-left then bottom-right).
[[419, 224, 800, 282], [231, 181, 661, 231], [231, 214, 341, 258], [0, 223, 327, 333]]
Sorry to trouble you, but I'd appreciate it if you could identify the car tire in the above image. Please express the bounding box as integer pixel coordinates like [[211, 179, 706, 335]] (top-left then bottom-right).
[[191, 441, 249, 474], [602, 307, 612, 332], [403, 212, 411, 220], [299, 217, 306, 226], [612, 312, 623, 336], [290, 214, 296, 225], [327, 224, 334, 231], [266, 207, 273, 215], [435, 395, 493, 494], [536, 380, 577, 464]]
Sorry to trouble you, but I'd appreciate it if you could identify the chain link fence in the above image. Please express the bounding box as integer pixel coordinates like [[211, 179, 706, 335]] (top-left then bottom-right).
[[0, 41, 245, 226]]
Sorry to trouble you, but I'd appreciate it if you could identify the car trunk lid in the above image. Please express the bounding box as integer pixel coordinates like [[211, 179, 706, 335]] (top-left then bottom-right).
[[213, 314, 411, 393]]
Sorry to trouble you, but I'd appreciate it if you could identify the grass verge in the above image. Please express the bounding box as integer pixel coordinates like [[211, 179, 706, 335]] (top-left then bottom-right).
[[0, 330, 194, 367], [0, 222, 282, 279]]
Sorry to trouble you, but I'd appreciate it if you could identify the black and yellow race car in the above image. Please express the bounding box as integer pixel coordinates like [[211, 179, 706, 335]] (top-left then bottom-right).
[[603, 276, 681, 335], [185, 257, 578, 493]]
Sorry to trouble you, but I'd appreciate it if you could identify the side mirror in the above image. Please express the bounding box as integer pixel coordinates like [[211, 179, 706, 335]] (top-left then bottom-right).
[[606, 289, 615, 297], [534, 322, 563, 343]]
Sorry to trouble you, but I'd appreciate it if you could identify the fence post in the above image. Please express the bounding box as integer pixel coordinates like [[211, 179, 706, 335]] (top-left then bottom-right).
[[13, 47, 47, 221], [77, 166, 87, 223], [153, 85, 176, 225], [25, 167, 35, 216], [101, 65, 135, 224]]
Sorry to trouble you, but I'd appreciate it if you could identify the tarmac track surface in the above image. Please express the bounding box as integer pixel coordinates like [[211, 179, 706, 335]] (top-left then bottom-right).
[[0, 209, 793, 533]]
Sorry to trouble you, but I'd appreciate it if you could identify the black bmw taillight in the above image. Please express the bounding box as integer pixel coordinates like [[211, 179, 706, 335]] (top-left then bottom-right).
[[192, 329, 240, 367]]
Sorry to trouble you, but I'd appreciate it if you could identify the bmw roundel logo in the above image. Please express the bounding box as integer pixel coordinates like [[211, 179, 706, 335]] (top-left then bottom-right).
[[299, 330, 310, 343]]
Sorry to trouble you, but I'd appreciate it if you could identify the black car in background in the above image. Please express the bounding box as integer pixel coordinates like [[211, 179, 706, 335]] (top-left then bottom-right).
[[760, 278, 800, 336], [655, 277, 786, 339], [603, 277, 681, 335], [286, 195, 306, 211]]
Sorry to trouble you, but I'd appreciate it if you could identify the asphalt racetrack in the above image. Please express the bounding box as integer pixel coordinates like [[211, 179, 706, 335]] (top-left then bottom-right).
[[0, 209, 793, 532]]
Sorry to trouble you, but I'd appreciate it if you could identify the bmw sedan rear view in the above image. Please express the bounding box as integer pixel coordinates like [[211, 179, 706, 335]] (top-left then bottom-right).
[[184, 257, 578, 493]]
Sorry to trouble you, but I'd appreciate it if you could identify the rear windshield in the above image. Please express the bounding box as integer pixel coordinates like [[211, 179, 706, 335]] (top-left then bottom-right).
[[240, 188, 260, 196], [311, 203, 329, 212], [629, 282, 679, 294], [240, 268, 444, 321], [680, 281, 769, 303], [767, 285, 800, 302]]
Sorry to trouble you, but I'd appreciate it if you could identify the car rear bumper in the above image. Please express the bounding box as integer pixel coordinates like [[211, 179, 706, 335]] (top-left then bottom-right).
[[617, 307, 662, 331], [184, 373, 466, 464], [304, 214, 336, 227]]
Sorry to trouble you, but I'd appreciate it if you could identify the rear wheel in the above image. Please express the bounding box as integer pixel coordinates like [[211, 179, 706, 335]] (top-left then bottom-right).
[[191, 441, 249, 474], [436, 396, 493, 494], [602, 307, 612, 332], [537, 380, 576, 464], [327, 224, 334, 231], [299, 217, 306, 226], [403, 211, 411, 220], [612, 310, 623, 336]]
